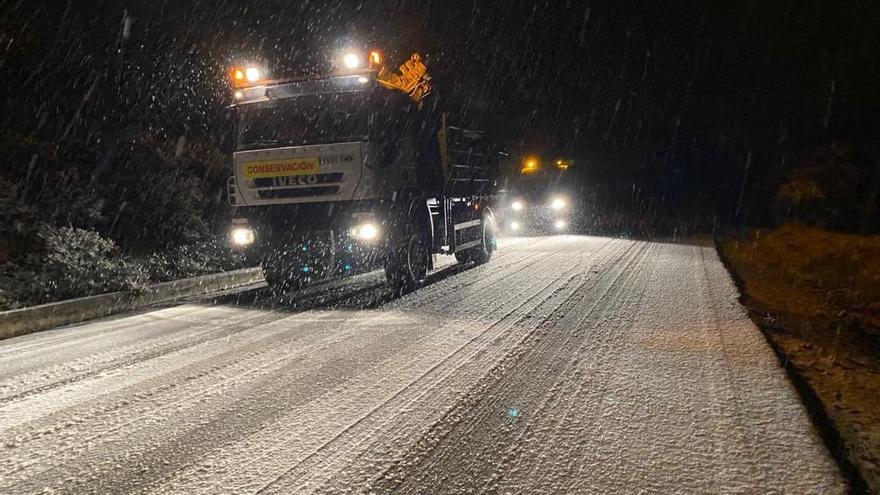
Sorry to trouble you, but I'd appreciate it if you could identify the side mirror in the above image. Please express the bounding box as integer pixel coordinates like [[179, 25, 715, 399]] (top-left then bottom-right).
[[219, 109, 236, 155]]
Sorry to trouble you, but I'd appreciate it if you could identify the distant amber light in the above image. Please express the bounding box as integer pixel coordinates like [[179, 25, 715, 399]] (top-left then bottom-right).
[[370, 50, 382, 66], [521, 157, 540, 174]]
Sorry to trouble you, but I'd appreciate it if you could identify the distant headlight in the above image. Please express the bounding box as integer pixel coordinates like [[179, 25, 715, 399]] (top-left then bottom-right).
[[350, 222, 380, 242], [245, 67, 262, 82], [554, 220, 567, 230], [231, 227, 255, 246], [510, 221, 521, 231], [550, 197, 567, 210], [511, 200, 524, 211]]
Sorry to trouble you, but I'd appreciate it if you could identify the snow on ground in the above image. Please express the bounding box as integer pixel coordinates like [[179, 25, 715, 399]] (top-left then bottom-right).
[[0, 236, 844, 494]]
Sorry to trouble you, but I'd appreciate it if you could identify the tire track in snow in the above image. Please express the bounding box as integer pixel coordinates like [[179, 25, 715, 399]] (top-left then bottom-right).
[[0, 306, 285, 403], [0, 304, 219, 360], [0, 239, 552, 432], [247, 240, 628, 494], [367, 240, 652, 494], [0, 311, 361, 483], [148, 238, 617, 494], [5, 235, 592, 492]]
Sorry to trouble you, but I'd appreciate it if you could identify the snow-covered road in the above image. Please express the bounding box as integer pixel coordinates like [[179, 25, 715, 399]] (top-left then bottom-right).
[[0, 236, 844, 494]]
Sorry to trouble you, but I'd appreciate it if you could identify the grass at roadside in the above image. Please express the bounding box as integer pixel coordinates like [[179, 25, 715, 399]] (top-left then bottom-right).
[[721, 223, 880, 493]]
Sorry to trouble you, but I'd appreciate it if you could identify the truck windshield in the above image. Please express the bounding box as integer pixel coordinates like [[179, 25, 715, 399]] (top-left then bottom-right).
[[514, 169, 569, 198], [236, 92, 370, 150]]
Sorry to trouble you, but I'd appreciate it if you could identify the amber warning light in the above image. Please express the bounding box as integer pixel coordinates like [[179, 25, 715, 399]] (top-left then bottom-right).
[[521, 157, 540, 174], [229, 65, 265, 88]]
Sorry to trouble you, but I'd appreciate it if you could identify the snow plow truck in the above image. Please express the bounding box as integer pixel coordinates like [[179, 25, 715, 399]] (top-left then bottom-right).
[[224, 49, 506, 292]]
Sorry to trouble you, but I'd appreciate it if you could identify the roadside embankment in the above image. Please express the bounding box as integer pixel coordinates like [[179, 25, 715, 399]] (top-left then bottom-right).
[[720, 223, 880, 493]]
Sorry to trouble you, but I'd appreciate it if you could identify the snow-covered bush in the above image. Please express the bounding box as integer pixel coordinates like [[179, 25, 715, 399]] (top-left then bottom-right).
[[0, 287, 18, 310], [35, 225, 144, 301]]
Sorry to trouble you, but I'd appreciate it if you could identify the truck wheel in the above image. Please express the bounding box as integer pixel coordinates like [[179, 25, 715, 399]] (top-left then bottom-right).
[[472, 216, 496, 264], [385, 223, 429, 294], [455, 215, 496, 265]]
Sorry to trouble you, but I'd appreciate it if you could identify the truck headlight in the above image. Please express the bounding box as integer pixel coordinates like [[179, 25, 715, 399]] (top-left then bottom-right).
[[511, 200, 524, 211], [231, 227, 255, 246], [550, 197, 567, 210], [350, 222, 380, 242], [343, 52, 362, 69]]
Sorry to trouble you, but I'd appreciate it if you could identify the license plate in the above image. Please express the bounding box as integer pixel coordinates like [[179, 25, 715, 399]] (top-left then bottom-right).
[[242, 157, 319, 179]]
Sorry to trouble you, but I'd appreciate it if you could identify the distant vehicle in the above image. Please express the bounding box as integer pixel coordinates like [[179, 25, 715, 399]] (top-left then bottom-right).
[[224, 49, 506, 292], [497, 156, 575, 234]]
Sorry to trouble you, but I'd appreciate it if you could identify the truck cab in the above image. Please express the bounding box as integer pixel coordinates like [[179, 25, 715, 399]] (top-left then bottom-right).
[[497, 156, 575, 235]]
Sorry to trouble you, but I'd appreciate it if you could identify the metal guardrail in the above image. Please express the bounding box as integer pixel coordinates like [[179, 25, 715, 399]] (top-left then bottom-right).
[[0, 268, 264, 341]]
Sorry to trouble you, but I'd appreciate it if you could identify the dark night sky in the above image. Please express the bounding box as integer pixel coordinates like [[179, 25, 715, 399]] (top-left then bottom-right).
[[3, 0, 880, 228]]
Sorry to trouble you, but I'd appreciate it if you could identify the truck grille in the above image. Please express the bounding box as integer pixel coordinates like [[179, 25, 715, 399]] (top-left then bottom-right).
[[254, 172, 344, 200]]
